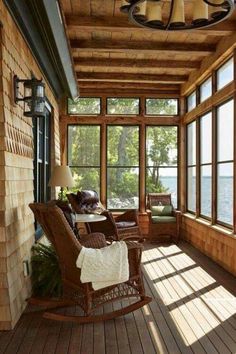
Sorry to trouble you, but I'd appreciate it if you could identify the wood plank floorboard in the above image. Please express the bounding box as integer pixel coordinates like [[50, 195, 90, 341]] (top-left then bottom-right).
[[0, 241, 235, 354]]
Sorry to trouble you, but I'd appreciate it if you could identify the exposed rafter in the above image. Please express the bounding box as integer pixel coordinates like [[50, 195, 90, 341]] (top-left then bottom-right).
[[77, 72, 188, 84], [71, 39, 215, 56], [74, 58, 200, 70], [66, 15, 236, 36], [78, 82, 180, 91]]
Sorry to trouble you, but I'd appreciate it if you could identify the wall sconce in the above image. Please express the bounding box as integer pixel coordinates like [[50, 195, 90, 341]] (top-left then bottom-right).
[[13, 75, 46, 117]]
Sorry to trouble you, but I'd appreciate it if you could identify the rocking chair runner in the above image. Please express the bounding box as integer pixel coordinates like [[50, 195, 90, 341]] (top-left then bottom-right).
[[29, 203, 151, 323]]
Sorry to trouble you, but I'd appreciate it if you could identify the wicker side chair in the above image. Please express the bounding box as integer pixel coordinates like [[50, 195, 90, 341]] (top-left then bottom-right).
[[86, 209, 144, 243], [29, 203, 151, 323], [67, 190, 144, 242], [146, 193, 181, 243]]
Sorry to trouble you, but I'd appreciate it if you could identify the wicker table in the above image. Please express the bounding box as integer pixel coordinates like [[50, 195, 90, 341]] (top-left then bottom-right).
[[75, 214, 107, 237], [75, 214, 106, 223]]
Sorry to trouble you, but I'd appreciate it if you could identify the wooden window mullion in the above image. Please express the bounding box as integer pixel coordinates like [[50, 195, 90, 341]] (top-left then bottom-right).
[[196, 118, 200, 217], [101, 123, 107, 208], [212, 106, 217, 225], [233, 49, 236, 233]]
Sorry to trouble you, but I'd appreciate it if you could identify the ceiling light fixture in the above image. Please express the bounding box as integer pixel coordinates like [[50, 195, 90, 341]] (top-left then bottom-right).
[[120, 0, 235, 31]]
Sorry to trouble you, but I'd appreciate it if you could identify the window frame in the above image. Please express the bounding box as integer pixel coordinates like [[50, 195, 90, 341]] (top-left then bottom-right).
[[106, 97, 140, 116], [216, 56, 234, 92], [145, 125, 179, 209], [106, 124, 141, 211], [145, 98, 179, 116], [186, 90, 197, 113], [67, 97, 102, 116], [33, 101, 52, 239], [215, 98, 234, 229], [199, 77, 213, 104], [67, 124, 102, 196], [199, 111, 212, 220], [186, 120, 197, 214]]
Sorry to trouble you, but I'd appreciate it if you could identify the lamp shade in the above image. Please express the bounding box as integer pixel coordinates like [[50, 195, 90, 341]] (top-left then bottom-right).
[[48, 165, 74, 188]]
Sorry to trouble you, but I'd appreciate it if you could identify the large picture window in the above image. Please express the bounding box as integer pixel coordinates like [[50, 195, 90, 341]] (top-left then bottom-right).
[[68, 125, 101, 194], [187, 121, 196, 212], [186, 97, 234, 229], [216, 100, 234, 226], [107, 126, 139, 209], [146, 126, 178, 207]]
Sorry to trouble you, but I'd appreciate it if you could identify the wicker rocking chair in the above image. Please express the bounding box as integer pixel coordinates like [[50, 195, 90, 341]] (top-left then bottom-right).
[[29, 203, 151, 323]]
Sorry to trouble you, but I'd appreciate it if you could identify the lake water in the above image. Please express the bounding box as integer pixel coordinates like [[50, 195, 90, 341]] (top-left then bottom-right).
[[108, 176, 233, 226], [162, 176, 233, 225]]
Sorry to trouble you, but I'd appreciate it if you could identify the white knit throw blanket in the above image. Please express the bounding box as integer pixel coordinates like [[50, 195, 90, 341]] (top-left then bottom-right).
[[76, 241, 129, 290]]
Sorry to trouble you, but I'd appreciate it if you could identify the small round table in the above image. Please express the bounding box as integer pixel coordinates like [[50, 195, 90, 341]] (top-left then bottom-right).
[[75, 214, 107, 237], [75, 214, 106, 223]]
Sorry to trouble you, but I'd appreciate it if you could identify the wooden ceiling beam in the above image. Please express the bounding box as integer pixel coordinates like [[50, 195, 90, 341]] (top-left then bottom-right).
[[74, 57, 200, 70], [71, 39, 215, 56], [79, 82, 180, 91], [80, 89, 180, 97], [66, 15, 236, 36], [77, 72, 187, 83]]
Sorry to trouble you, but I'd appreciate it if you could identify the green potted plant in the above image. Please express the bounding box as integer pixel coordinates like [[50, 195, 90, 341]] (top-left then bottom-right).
[[31, 243, 62, 297]]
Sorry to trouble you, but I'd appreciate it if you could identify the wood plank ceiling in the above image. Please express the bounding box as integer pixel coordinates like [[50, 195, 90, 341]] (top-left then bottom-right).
[[59, 0, 236, 96]]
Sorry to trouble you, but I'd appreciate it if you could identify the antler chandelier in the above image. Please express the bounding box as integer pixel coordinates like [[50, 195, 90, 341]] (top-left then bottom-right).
[[120, 0, 235, 31]]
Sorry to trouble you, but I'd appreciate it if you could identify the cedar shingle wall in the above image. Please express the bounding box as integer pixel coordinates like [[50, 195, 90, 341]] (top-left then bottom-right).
[[181, 216, 236, 277], [0, 3, 60, 329]]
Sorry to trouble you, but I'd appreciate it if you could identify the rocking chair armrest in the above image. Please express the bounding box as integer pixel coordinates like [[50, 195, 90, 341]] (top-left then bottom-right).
[[125, 241, 143, 250], [80, 232, 107, 248]]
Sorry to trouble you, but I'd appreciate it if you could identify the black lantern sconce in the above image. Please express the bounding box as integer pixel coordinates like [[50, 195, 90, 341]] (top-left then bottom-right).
[[13, 75, 46, 117]]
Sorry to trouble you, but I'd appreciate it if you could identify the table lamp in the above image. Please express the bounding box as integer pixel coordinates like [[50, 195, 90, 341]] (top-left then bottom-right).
[[48, 165, 74, 200]]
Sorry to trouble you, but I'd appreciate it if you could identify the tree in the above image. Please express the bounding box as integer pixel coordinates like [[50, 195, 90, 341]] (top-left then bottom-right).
[[146, 126, 177, 193]]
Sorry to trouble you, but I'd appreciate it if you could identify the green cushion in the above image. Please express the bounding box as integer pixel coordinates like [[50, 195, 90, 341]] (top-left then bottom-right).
[[151, 205, 173, 216], [151, 216, 176, 224]]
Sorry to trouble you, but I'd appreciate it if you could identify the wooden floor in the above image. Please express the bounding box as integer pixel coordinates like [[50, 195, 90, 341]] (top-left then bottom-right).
[[0, 242, 236, 354]]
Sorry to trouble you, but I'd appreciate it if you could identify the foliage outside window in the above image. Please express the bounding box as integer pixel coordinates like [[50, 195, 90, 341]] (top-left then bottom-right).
[[146, 126, 178, 207], [200, 77, 212, 103], [68, 98, 101, 115], [145, 98, 178, 115], [187, 121, 196, 212], [107, 126, 139, 209], [68, 125, 101, 194], [216, 100, 234, 226], [187, 91, 197, 112], [107, 98, 140, 115], [216, 57, 234, 91], [200, 112, 212, 218]]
